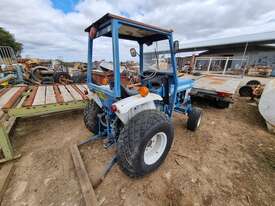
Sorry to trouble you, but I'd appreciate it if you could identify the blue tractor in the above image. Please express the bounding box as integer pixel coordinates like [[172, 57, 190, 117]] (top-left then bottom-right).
[[83, 13, 202, 177]]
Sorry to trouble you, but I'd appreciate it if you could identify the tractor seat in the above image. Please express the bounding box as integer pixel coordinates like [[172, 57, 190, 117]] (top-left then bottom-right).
[[120, 85, 139, 98], [109, 81, 139, 98]]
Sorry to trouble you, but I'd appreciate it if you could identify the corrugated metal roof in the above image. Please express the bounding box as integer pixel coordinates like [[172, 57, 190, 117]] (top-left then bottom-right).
[[179, 31, 275, 52]]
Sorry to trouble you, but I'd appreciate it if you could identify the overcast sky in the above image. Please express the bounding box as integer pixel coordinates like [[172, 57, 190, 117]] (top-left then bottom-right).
[[1, 0, 275, 62]]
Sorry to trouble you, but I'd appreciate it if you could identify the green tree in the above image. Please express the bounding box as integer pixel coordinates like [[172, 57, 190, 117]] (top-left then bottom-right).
[[0, 27, 23, 54]]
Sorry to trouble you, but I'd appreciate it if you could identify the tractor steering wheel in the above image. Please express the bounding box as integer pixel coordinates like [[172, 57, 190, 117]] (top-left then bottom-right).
[[140, 70, 157, 81], [140, 70, 164, 89]]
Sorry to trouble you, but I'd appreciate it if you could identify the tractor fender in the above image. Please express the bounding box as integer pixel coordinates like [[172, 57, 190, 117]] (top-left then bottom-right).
[[113, 93, 163, 124]]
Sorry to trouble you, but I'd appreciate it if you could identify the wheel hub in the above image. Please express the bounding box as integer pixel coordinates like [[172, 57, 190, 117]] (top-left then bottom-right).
[[144, 132, 167, 165]]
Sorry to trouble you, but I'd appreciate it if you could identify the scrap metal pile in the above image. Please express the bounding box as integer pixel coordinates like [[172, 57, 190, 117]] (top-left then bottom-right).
[[0, 46, 139, 88], [91, 60, 139, 87], [0, 46, 86, 87]]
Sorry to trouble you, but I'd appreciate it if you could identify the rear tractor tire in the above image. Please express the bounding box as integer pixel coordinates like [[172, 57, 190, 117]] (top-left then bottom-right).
[[187, 107, 202, 131], [83, 100, 103, 133], [117, 110, 174, 177]]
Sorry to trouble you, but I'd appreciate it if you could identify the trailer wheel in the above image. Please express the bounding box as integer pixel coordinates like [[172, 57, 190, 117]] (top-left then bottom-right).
[[246, 80, 261, 86], [239, 85, 253, 97], [83, 100, 102, 133], [117, 110, 174, 177], [215, 100, 230, 109], [187, 107, 202, 131]]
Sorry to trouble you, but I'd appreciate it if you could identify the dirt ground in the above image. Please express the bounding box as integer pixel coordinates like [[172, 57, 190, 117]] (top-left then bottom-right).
[[1, 97, 275, 206]]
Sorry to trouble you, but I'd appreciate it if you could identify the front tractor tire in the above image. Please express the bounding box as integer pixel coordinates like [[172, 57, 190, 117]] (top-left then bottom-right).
[[187, 107, 202, 131], [83, 100, 102, 133], [117, 110, 174, 178]]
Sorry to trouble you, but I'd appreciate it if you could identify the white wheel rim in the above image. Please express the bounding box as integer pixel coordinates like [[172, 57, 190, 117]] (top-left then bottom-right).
[[144, 132, 167, 165], [197, 116, 201, 128]]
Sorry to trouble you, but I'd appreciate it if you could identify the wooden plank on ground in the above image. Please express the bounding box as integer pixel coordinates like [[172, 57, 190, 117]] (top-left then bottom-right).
[[70, 145, 98, 206], [23, 86, 38, 107], [45, 86, 56, 104], [2, 86, 28, 110], [0, 163, 15, 204], [32, 86, 46, 106], [65, 85, 83, 101], [0, 87, 21, 109], [58, 85, 74, 102]]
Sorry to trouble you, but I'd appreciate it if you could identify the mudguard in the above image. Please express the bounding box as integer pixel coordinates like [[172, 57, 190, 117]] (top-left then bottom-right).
[[112, 93, 163, 124]]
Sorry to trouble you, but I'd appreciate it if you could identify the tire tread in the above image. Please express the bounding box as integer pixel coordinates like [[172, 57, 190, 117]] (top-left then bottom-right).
[[187, 107, 202, 131], [83, 100, 101, 133], [117, 110, 172, 177]]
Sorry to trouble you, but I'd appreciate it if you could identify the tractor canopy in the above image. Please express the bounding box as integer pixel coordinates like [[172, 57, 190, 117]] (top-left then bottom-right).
[[85, 13, 178, 99], [85, 13, 173, 43]]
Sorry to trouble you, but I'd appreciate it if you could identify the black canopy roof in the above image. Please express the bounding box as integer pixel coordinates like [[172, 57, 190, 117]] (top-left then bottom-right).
[[85, 13, 172, 42]]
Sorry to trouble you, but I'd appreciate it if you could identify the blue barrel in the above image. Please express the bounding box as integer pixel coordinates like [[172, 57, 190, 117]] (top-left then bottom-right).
[[272, 69, 275, 77]]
